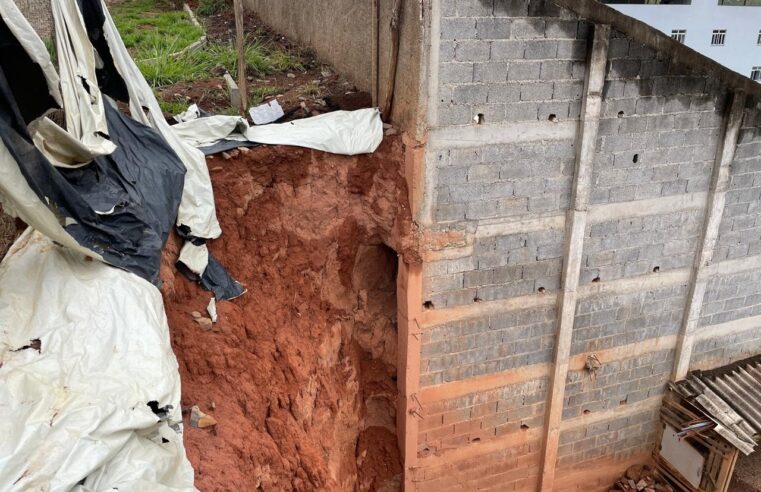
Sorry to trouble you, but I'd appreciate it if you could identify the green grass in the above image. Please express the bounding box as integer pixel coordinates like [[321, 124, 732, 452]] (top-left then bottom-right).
[[111, 0, 203, 60], [300, 81, 320, 96], [250, 85, 282, 104], [197, 0, 228, 16], [136, 37, 302, 87], [112, 0, 304, 113]]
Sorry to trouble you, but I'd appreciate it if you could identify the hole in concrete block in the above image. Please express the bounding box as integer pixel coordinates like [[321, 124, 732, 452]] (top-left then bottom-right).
[[471, 437, 481, 442], [423, 300, 434, 310], [473, 296, 482, 303], [617, 111, 625, 118], [592, 276, 600, 283], [619, 399, 628, 406], [632, 153, 639, 163], [583, 409, 591, 415], [548, 113, 557, 122], [537, 286, 546, 294], [520, 424, 529, 430], [653, 266, 660, 273], [473, 113, 485, 125]]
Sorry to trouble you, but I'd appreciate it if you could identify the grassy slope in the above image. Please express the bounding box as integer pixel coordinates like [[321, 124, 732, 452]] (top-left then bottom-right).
[[111, 0, 302, 113]]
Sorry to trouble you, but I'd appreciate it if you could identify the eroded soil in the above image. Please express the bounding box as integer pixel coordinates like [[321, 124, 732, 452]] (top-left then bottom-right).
[[160, 137, 417, 491]]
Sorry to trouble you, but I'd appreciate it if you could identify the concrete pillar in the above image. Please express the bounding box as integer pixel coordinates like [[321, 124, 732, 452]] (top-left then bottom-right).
[[538, 23, 610, 492], [671, 91, 747, 381]]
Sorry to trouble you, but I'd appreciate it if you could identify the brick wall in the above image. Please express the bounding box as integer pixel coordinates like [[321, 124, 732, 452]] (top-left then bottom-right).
[[713, 105, 761, 261], [415, 1, 761, 490], [571, 285, 687, 355], [580, 210, 703, 284]]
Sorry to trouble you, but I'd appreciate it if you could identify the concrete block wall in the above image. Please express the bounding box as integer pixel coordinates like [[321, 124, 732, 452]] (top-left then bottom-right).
[[415, 1, 761, 490]]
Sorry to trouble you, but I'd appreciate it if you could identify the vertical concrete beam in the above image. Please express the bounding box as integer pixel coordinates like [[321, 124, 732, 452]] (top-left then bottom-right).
[[397, 260, 423, 492], [671, 91, 747, 381], [538, 23, 610, 492]]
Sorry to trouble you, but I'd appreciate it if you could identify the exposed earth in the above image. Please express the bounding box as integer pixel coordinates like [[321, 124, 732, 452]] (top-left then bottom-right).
[[160, 138, 417, 491]]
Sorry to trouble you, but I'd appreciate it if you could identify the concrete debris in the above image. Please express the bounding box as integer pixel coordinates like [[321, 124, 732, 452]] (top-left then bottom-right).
[[207, 297, 218, 323], [585, 354, 602, 374], [611, 465, 673, 492], [190, 405, 217, 428], [223, 72, 241, 109]]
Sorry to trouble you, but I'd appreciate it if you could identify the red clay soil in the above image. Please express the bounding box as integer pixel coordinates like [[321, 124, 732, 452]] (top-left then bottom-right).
[[160, 136, 417, 491]]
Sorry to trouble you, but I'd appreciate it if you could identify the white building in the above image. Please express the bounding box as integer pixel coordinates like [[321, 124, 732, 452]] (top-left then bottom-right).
[[602, 0, 761, 82]]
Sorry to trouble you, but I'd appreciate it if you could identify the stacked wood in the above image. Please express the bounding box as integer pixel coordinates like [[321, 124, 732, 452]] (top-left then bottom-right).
[[610, 465, 675, 492]]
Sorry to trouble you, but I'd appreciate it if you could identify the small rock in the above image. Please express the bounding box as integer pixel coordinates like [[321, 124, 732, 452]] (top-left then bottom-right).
[[383, 123, 392, 129], [384, 128, 398, 136], [191, 311, 202, 319], [300, 101, 307, 110], [228, 149, 240, 158], [286, 73, 296, 79], [195, 317, 213, 330], [238, 146, 250, 153], [190, 405, 217, 428], [210, 166, 223, 172], [221, 151, 232, 160]]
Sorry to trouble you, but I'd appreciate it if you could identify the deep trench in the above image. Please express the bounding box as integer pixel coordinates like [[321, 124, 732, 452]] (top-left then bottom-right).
[[160, 137, 416, 491]]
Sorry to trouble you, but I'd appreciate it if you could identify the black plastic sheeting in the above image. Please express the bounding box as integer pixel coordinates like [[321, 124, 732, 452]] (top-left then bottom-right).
[[0, 53, 185, 284], [0, 3, 244, 299], [198, 139, 258, 156]]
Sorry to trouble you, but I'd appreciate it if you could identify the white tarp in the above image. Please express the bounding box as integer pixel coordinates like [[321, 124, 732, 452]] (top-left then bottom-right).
[[98, 3, 221, 239], [0, 230, 194, 491], [171, 108, 384, 156]]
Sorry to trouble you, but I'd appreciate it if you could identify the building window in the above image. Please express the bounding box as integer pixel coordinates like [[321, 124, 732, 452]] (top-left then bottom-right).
[[752, 66, 761, 81], [711, 29, 727, 45], [602, 0, 691, 3], [671, 29, 687, 43], [718, 0, 761, 5]]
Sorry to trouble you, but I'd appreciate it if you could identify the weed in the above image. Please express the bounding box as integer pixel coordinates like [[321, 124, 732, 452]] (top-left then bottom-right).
[[137, 38, 302, 87], [111, 0, 203, 59], [249, 85, 282, 104], [300, 81, 320, 96], [197, 0, 229, 16]]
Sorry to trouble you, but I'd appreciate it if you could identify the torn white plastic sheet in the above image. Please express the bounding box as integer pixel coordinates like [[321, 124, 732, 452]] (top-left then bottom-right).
[[98, 2, 221, 239], [249, 99, 284, 125], [51, 0, 117, 158], [172, 108, 384, 156], [0, 230, 195, 491], [174, 103, 202, 123]]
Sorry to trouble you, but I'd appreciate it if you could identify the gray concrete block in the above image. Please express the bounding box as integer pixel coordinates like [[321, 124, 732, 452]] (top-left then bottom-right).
[[477, 18, 511, 39], [512, 18, 546, 39], [440, 62, 474, 84], [541, 60, 574, 80], [456, 0, 494, 16], [487, 83, 521, 103], [455, 40, 491, 61], [474, 61, 507, 82], [520, 82, 553, 101], [491, 40, 524, 60], [524, 40, 558, 59], [507, 60, 541, 81], [442, 17, 477, 40]]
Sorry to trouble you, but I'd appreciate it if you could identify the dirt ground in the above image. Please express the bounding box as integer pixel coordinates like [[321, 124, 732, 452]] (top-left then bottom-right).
[[160, 138, 418, 491], [730, 451, 761, 492], [158, 6, 371, 119]]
